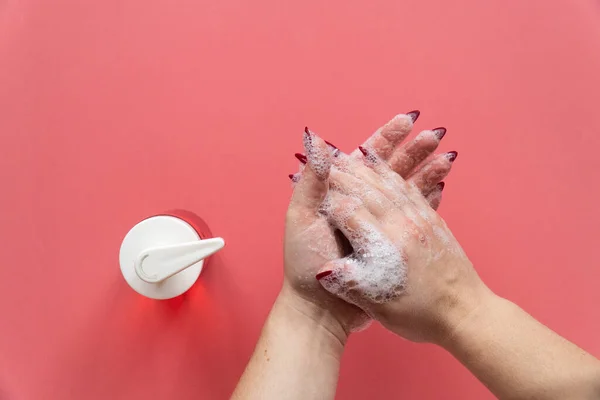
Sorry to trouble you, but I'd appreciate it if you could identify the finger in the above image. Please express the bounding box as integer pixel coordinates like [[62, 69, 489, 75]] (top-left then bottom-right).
[[316, 257, 405, 307], [321, 191, 385, 255], [355, 146, 414, 207], [315, 259, 367, 307], [408, 151, 457, 194], [291, 141, 339, 181], [329, 168, 394, 219], [351, 111, 420, 161], [318, 192, 408, 306], [332, 150, 398, 198], [288, 173, 300, 183], [356, 147, 440, 225], [290, 128, 333, 211], [388, 127, 446, 177], [425, 182, 444, 210]]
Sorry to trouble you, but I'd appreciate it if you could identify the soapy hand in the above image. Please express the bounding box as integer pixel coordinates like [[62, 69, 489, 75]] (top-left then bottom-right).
[[283, 112, 457, 336], [316, 146, 487, 343]]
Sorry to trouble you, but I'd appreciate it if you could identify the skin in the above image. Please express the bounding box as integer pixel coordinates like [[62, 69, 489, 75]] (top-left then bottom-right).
[[233, 114, 600, 399], [317, 147, 600, 399], [232, 113, 454, 400], [285, 114, 453, 333]]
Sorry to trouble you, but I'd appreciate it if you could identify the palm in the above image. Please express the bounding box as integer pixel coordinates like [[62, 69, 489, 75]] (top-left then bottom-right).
[[284, 209, 368, 331]]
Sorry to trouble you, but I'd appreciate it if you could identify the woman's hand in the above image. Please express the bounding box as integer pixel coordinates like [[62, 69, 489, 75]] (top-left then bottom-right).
[[315, 145, 487, 344], [284, 112, 457, 337], [283, 129, 359, 342], [312, 145, 600, 400]]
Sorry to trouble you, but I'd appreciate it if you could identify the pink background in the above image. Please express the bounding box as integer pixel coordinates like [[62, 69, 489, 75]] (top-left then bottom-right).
[[1, 0, 600, 399]]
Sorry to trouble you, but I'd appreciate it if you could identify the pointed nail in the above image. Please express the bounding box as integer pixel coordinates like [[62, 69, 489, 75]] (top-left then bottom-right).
[[325, 140, 340, 157], [437, 181, 445, 191], [406, 110, 420, 123], [358, 146, 369, 157], [304, 126, 313, 143], [316, 270, 333, 280], [446, 151, 458, 162], [295, 153, 307, 164], [433, 127, 447, 140], [303, 127, 313, 151], [324, 140, 338, 150]]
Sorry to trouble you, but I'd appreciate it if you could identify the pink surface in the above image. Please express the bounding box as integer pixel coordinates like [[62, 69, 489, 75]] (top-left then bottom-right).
[[1, 0, 600, 399]]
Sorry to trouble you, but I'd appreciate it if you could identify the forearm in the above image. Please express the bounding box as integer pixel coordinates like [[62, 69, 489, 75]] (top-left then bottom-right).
[[444, 292, 600, 400], [231, 284, 347, 400]]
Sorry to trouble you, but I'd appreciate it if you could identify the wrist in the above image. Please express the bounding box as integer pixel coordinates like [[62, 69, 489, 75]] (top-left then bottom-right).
[[433, 272, 499, 347], [276, 282, 349, 349], [439, 287, 504, 351]]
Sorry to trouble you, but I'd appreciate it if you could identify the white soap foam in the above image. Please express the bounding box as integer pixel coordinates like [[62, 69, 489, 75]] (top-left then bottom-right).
[[321, 213, 407, 305], [303, 129, 332, 181], [413, 129, 436, 143], [331, 151, 353, 175], [379, 114, 414, 141]]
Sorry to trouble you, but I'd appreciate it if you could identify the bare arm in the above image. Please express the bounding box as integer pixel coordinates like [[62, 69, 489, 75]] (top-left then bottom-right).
[[443, 291, 600, 400], [231, 285, 347, 400]]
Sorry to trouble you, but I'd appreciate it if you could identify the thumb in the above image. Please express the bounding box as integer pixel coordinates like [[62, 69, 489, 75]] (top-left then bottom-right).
[[290, 127, 333, 211]]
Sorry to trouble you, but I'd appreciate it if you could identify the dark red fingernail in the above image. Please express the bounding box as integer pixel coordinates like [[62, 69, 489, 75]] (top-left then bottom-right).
[[433, 127, 447, 140], [324, 140, 338, 149], [316, 270, 333, 280], [358, 146, 369, 157], [437, 181, 445, 191], [303, 127, 313, 147], [406, 110, 420, 123], [295, 153, 307, 164], [446, 151, 458, 162], [304, 126, 313, 138], [288, 174, 295, 180]]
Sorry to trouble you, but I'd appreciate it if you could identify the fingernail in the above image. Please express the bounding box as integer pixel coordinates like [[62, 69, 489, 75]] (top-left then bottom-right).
[[446, 151, 458, 162], [325, 140, 341, 157], [358, 145, 378, 165], [304, 126, 312, 143], [303, 128, 332, 181], [406, 110, 420, 123], [433, 127, 447, 140], [303, 127, 313, 156], [316, 270, 333, 280], [289, 173, 300, 182], [437, 181, 445, 191], [295, 153, 307, 164], [324, 140, 337, 150]]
